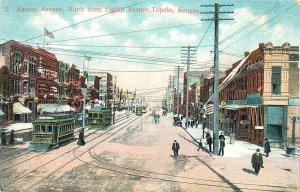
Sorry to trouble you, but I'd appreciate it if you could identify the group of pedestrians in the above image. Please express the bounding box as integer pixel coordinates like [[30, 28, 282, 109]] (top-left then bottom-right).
[[184, 118, 199, 128], [1, 130, 15, 146], [172, 136, 271, 176]]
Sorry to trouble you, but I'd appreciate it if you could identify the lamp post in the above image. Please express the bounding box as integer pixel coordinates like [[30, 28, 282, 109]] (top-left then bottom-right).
[[81, 88, 87, 128]]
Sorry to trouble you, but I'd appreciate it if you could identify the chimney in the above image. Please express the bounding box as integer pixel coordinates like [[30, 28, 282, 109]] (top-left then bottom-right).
[[244, 51, 250, 57], [259, 43, 265, 50]]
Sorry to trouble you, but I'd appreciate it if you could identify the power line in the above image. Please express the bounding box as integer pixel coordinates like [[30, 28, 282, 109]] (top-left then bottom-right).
[[50, 51, 181, 67], [43, 43, 213, 49], [220, 3, 297, 51], [23, 2, 143, 42], [49, 22, 210, 43], [219, 2, 282, 45], [197, 21, 213, 48], [45, 47, 181, 63]]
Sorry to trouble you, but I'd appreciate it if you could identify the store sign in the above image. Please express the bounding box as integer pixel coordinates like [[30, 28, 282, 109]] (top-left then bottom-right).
[[240, 120, 249, 125], [255, 126, 264, 129]]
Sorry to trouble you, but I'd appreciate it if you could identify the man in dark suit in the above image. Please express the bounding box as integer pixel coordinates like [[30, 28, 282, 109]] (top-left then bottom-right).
[[218, 137, 225, 156], [172, 140, 180, 158], [251, 148, 264, 175], [264, 138, 271, 157]]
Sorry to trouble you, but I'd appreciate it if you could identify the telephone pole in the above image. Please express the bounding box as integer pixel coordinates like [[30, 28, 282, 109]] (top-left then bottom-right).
[[201, 3, 233, 155], [181, 46, 197, 129], [172, 75, 175, 114], [176, 66, 180, 116]]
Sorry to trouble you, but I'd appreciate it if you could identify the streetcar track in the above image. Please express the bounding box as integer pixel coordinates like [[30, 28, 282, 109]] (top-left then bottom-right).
[[0, 113, 134, 173], [20, 115, 141, 191], [0, 113, 132, 164], [0, 114, 136, 187]]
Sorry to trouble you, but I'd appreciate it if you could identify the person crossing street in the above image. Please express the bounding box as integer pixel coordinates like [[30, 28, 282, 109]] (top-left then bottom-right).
[[172, 140, 180, 158]]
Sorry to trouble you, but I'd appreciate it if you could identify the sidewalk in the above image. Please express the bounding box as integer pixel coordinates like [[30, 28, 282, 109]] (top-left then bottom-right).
[[1, 122, 33, 132], [176, 119, 300, 158]]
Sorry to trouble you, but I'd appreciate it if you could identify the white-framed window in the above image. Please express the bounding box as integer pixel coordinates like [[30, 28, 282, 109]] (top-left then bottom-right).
[[14, 80, 21, 94], [12, 51, 22, 75], [29, 57, 37, 77]]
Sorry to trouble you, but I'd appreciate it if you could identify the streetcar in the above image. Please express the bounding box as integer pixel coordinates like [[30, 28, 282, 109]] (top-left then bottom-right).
[[136, 106, 143, 116], [87, 107, 112, 129], [29, 113, 75, 152], [141, 106, 147, 113]]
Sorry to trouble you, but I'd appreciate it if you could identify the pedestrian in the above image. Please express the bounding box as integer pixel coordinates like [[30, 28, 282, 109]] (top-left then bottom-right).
[[207, 134, 213, 153], [219, 131, 225, 141], [1, 131, 6, 146], [172, 140, 180, 158], [202, 120, 207, 138], [230, 132, 235, 144], [9, 130, 15, 145], [197, 139, 203, 151], [77, 128, 85, 146], [251, 149, 264, 175], [218, 137, 225, 156], [195, 120, 198, 128], [264, 138, 271, 157]]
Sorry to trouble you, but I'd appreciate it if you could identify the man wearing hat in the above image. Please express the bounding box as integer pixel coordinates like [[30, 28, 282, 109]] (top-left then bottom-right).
[[172, 140, 180, 158], [251, 148, 264, 175], [264, 138, 271, 157]]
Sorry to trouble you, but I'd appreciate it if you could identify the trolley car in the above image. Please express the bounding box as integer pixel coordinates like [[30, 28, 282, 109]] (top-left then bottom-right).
[[136, 106, 143, 116], [141, 106, 147, 113], [29, 114, 75, 152], [87, 107, 112, 129]]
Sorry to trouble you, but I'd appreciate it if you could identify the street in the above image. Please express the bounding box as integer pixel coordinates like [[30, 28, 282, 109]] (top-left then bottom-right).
[[1, 113, 299, 192]]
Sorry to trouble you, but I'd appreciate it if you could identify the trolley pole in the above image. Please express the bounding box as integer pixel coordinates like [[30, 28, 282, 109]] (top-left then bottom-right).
[[201, 3, 233, 155]]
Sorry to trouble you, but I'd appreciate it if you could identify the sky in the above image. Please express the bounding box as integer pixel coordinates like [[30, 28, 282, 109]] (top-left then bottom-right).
[[0, 0, 299, 103]]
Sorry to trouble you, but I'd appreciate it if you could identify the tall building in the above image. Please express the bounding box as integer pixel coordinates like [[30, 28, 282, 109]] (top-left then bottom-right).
[[201, 42, 300, 147]]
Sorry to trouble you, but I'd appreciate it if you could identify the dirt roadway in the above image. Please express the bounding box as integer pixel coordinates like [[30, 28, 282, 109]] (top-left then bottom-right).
[[2, 114, 299, 192]]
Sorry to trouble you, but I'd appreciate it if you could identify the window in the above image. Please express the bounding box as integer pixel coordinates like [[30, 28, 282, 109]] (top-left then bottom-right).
[[29, 57, 37, 77], [48, 126, 53, 133], [272, 67, 281, 94], [35, 125, 40, 133], [14, 80, 21, 94], [41, 125, 46, 133], [12, 52, 22, 75], [23, 81, 29, 94]]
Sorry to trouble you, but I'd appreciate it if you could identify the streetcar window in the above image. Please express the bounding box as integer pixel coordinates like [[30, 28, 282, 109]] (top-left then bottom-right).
[[35, 125, 40, 133], [41, 125, 46, 133], [89, 113, 93, 118], [53, 126, 58, 132], [99, 114, 103, 118], [48, 126, 52, 133], [93, 113, 98, 118]]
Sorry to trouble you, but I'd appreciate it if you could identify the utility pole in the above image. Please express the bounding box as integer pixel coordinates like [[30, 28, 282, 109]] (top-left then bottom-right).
[[172, 75, 175, 114], [176, 66, 180, 116], [201, 3, 233, 155], [169, 75, 172, 112], [181, 46, 197, 129]]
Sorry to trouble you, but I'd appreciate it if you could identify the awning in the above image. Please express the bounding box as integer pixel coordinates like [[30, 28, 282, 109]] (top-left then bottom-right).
[[37, 104, 63, 113], [59, 105, 76, 112], [13, 102, 32, 114], [37, 104, 75, 113], [0, 109, 5, 116], [222, 104, 248, 110]]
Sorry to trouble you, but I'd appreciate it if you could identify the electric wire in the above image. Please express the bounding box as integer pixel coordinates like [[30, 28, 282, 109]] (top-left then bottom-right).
[[23, 2, 143, 42]]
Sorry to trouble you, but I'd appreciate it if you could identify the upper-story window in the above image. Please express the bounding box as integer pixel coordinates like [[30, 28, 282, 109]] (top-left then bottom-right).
[[29, 57, 37, 77], [272, 67, 281, 95], [12, 51, 22, 75]]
